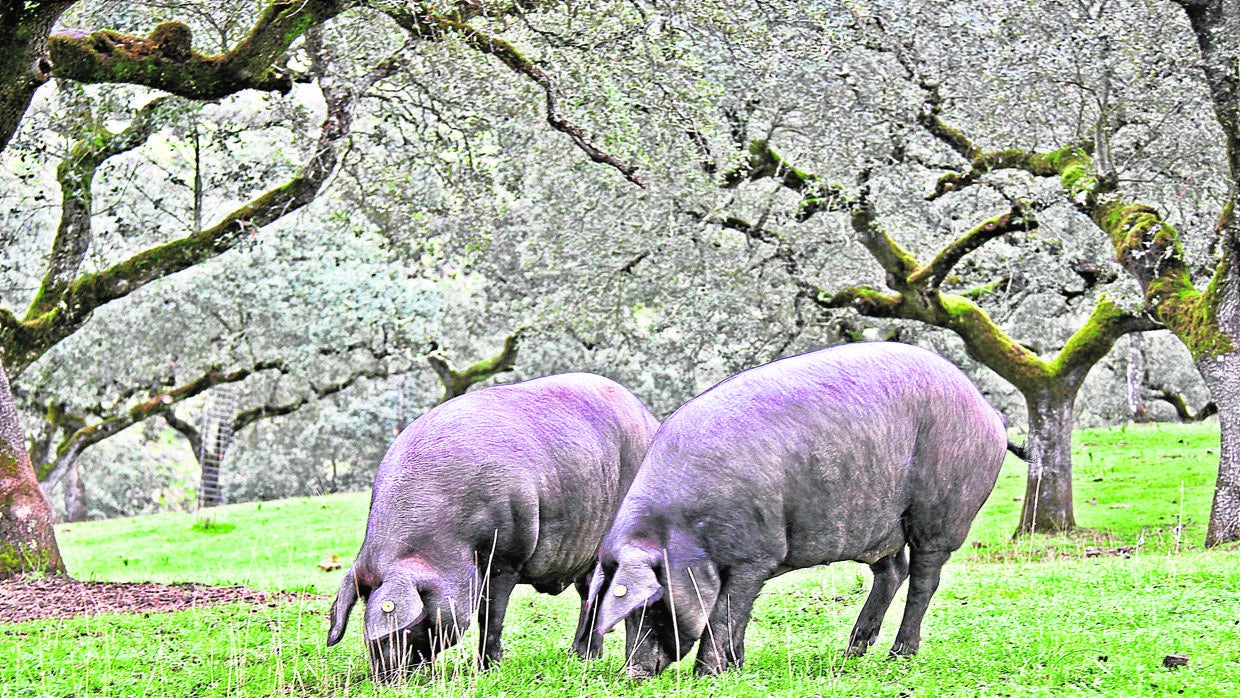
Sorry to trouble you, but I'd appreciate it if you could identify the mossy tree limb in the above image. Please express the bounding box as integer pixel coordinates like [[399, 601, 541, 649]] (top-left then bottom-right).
[[427, 332, 523, 403], [37, 360, 285, 490], [40, 338, 408, 517], [47, 1, 349, 99], [733, 142, 1157, 535]]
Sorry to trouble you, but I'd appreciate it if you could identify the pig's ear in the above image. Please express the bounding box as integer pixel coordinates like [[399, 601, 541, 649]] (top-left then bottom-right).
[[363, 574, 427, 642], [664, 556, 720, 643], [327, 568, 359, 646], [596, 551, 663, 636]]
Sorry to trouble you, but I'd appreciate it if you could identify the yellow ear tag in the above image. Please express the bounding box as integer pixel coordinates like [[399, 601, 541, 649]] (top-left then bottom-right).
[[613, 584, 628, 597], [381, 601, 395, 613]]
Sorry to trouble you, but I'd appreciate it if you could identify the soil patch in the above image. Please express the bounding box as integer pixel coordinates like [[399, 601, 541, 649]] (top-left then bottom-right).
[[0, 574, 297, 623]]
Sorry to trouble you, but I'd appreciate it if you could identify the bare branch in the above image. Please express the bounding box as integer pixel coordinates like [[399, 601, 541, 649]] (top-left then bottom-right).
[[908, 208, 1036, 287], [380, 5, 645, 187], [39, 360, 284, 487]]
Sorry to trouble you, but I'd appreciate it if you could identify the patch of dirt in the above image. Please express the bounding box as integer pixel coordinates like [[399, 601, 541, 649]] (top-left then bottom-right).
[[0, 574, 296, 623]]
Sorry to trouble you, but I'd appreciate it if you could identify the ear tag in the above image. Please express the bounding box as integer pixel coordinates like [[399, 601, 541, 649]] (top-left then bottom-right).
[[381, 601, 395, 613], [613, 584, 628, 598]]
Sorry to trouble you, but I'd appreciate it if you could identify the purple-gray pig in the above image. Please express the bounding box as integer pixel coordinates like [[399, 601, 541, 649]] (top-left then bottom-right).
[[326, 373, 659, 677], [585, 342, 1008, 677]]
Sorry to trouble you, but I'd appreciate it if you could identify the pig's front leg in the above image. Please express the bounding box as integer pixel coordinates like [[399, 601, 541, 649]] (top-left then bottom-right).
[[570, 572, 602, 659], [693, 561, 775, 676], [477, 570, 520, 669]]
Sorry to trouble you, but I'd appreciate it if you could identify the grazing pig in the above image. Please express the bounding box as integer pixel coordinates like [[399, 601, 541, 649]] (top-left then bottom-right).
[[326, 373, 659, 678], [585, 342, 1008, 677]]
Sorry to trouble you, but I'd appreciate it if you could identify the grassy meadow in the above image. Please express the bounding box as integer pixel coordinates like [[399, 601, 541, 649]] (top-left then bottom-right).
[[4, 421, 1239, 696]]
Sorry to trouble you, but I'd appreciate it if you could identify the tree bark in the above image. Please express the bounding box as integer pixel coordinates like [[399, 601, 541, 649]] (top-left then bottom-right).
[[1200, 267, 1240, 546], [0, 362, 64, 578], [1017, 387, 1078, 534], [1201, 357, 1240, 546], [0, 1, 73, 153]]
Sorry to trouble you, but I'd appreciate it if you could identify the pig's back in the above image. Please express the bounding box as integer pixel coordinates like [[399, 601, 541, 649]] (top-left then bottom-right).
[[624, 343, 1005, 568], [367, 373, 657, 581]]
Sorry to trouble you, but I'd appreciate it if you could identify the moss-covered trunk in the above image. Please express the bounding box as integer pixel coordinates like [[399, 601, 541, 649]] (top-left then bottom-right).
[[1017, 387, 1078, 534], [0, 362, 64, 578]]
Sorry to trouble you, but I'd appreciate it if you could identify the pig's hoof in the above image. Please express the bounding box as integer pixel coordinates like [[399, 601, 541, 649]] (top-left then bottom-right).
[[571, 642, 602, 661], [843, 644, 869, 659], [626, 665, 657, 680], [888, 641, 919, 657]]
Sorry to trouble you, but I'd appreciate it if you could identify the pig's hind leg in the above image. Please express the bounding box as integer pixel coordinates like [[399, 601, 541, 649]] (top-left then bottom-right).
[[889, 547, 951, 656], [845, 547, 910, 657]]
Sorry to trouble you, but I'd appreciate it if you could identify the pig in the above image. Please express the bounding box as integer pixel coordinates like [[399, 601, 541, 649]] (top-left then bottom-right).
[[585, 342, 1008, 678], [325, 373, 659, 678]]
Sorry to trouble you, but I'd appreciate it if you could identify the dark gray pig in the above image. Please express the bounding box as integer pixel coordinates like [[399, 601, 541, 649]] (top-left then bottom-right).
[[326, 373, 659, 677], [585, 342, 1008, 677]]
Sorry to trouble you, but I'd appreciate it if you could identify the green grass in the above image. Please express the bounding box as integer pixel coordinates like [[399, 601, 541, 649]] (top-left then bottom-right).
[[967, 421, 1223, 558], [5, 421, 1239, 696]]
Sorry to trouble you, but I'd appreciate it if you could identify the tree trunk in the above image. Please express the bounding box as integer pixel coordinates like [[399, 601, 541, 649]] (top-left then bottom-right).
[[1127, 332, 1150, 422], [0, 362, 64, 578], [0, 3, 72, 153], [1200, 259, 1240, 546], [1016, 388, 1078, 535], [1201, 353, 1240, 546], [62, 459, 88, 523]]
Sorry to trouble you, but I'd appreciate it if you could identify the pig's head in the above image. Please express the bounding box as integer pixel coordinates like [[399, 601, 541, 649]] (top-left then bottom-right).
[[587, 531, 720, 679], [326, 561, 472, 681]]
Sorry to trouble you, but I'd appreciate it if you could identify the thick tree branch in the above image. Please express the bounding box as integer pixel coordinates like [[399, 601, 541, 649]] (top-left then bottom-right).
[[39, 360, 284, 487], [847, 199, 919, 286], [742, 142, 1153, 395], [47, 1, 348, 99], [158, 406, 202, 461], [1053, 297, 1161, 387], [233, 363, 389, 430]]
